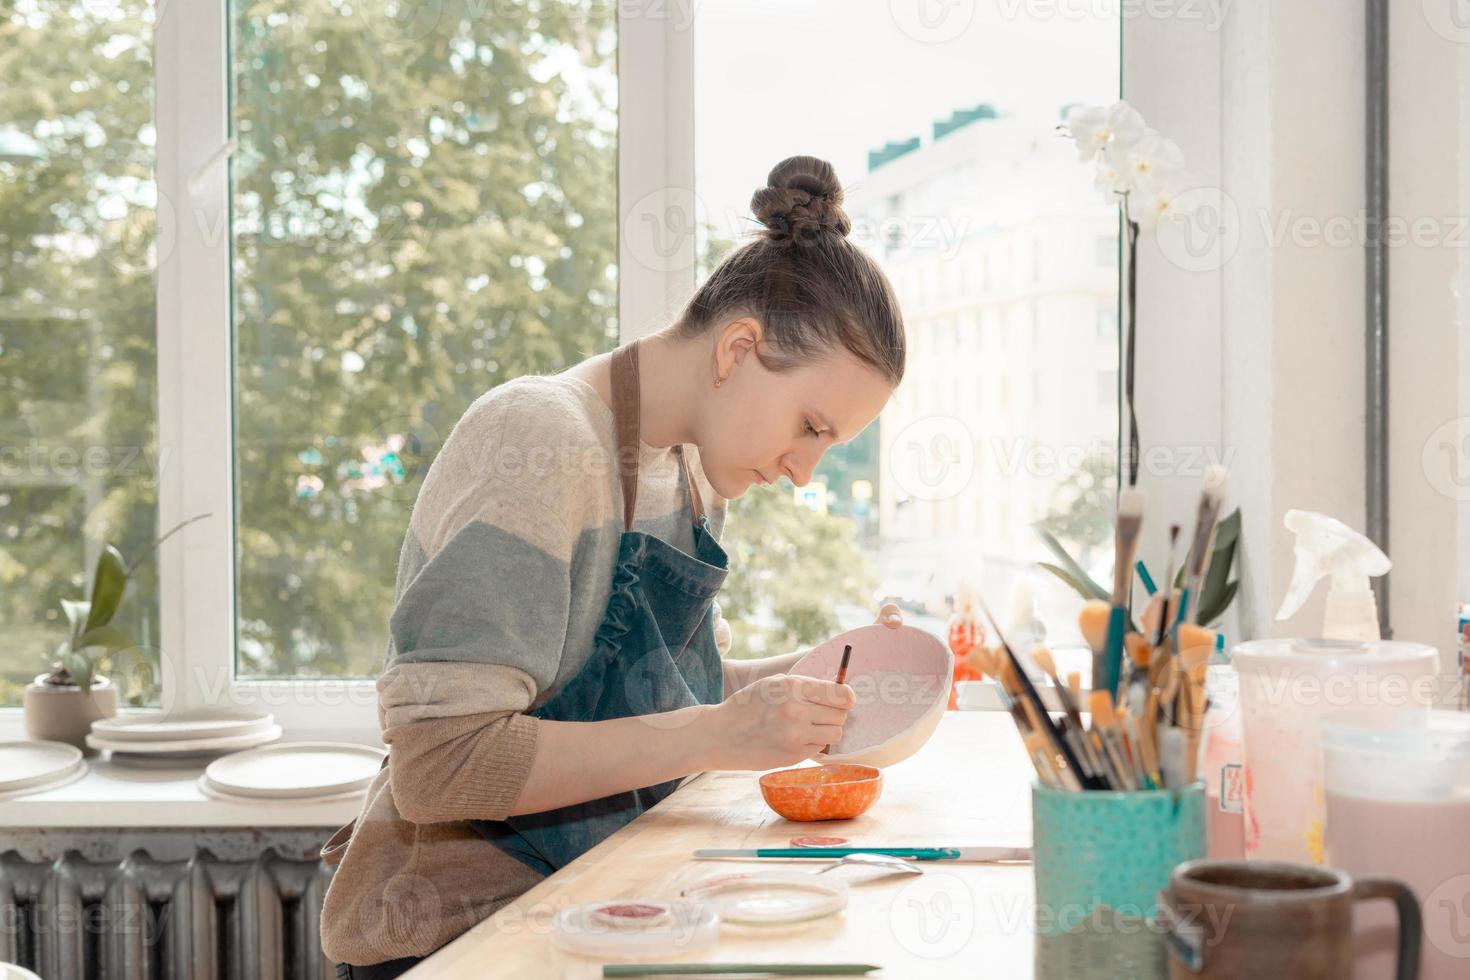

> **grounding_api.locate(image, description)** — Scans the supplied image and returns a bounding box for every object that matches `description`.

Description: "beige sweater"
[319,375,725,965]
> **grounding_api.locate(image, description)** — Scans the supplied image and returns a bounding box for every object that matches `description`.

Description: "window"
[1,0,162,707]
[228,1,617,680]
[711,0,1113,653]
[3,0,1121,722]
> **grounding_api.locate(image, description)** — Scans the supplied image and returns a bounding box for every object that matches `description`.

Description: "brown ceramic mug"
[1154,859,1421,980]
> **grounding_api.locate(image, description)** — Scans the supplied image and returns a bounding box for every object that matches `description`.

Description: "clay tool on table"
[977,595,1103,790]
[603,965,881,978]
[1099,487,1146,699]
[693,845,1031,862]
[822,644,854,755]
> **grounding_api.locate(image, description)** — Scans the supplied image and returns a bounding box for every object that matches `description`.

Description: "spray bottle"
[1232,510,1438,863]
[1274,509,1392,642]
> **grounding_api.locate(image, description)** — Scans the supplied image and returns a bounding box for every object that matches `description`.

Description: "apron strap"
[610,341,642,533]
[609,340,708,533]
[673,445,707,524]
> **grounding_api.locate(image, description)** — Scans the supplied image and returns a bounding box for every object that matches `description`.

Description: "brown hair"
[675,155,906,386]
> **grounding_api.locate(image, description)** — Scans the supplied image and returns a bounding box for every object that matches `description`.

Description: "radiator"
[0,849,335,980]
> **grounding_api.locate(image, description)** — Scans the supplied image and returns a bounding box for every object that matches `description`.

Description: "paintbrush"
[1100,488,1147,699]
[976,595,1101,790]
[822,644,854,754]
[1032,647,1109,785]
[1088,691,1137,791]
[1174,466,1227,632]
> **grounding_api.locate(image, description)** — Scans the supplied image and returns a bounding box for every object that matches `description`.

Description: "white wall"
[1127,4,1466,667]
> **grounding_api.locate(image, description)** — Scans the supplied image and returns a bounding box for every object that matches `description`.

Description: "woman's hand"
[699,673,856,771]
[875,602,904,630]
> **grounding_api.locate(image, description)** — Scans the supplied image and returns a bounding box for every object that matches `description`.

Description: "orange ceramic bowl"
[758,763,883,822]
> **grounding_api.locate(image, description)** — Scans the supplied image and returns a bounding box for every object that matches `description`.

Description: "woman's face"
[696,318,896,501]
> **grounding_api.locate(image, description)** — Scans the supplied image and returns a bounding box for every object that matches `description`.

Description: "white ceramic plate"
[0,757,87,800]
[0,741,84,793]
[679,871,848,925]
[1,962,44,980]
[195,775,369,805]
[551,901,720,960]
[86,724,283,756]
[91,711,274,742]
[202,742,385,799]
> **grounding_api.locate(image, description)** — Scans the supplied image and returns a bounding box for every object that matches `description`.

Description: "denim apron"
[472,340,729,876]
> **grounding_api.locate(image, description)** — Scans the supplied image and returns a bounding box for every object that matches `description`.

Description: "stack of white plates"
[199,742,386,803]
[86,711,280,761]
[0,741,87,799]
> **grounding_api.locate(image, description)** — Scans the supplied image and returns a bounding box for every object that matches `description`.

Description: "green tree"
[719,485,876,659]
[2,0,876,703]
[1035,450,1116,567]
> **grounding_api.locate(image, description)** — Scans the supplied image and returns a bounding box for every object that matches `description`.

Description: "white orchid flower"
[1124,132,1186,189]
[1063,100,1147,163]
[1094,143,1132,199]
[1131,171,1199,233]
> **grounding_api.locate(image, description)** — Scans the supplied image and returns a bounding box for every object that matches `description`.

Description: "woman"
[321,155,907,978]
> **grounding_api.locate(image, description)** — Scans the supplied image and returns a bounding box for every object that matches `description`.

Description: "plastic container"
[1233,638,1437,864]
[1323,710,1470,980]
[1199,665,1245,859]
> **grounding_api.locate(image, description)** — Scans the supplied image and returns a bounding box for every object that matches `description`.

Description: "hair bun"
[750,155,851,243]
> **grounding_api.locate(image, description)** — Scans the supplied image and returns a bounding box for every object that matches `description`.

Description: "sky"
[692,0,1120,235]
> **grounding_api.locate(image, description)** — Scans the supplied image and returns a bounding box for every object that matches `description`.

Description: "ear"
[715,316,763,376]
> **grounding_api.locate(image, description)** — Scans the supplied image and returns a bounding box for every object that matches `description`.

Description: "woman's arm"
[506,704,715,816]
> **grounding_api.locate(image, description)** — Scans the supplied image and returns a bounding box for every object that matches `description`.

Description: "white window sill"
[0,716,379,829]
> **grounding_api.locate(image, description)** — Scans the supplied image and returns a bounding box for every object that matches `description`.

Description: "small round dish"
[551,900,719,960]
[759,763,883,821]
[680,871,848,925]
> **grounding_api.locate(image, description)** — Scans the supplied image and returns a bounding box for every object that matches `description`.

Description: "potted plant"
[23,516,207,752]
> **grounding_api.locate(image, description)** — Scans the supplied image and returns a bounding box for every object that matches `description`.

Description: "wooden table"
[407,712,1047,978]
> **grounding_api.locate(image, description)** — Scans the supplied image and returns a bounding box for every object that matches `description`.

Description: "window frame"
[4,5,1145,734]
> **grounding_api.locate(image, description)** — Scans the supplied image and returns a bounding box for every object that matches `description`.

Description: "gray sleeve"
[387,511,572,699]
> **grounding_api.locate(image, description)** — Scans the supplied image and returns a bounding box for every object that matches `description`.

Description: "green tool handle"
[603,964,880,977]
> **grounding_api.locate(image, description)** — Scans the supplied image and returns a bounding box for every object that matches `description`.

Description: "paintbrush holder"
[1032,782,1205,978]
[1032,781,1204,932]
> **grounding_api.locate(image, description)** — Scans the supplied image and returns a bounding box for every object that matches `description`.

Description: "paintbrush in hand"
[822,644,853,755]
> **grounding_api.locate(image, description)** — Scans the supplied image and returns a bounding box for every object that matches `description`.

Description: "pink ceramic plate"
[790,624,952,769]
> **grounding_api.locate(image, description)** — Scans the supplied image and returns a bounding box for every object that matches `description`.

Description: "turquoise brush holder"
[1032,780,1205,936]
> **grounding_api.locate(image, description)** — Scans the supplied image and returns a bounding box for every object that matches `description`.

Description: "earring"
[714,375,725,388]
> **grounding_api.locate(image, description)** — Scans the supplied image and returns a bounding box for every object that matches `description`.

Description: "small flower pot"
[23,674,118,755]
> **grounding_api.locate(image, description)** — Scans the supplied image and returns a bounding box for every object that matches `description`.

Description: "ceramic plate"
[0,741,84,793]
[680,871,848,925]
[0,757,87,800]
[91,711,274,742]
[86,724,283,756]
[203,742,385,799]
[195,775,369,805]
